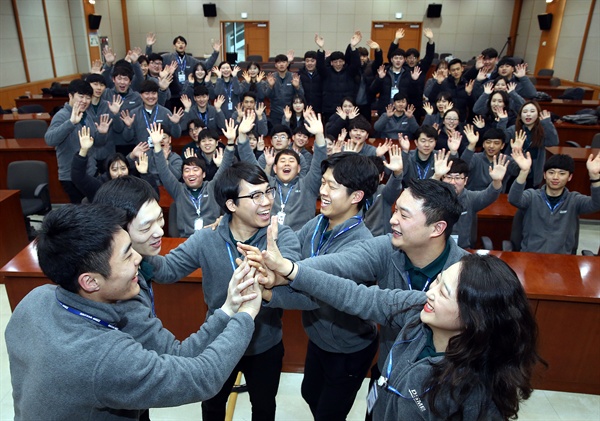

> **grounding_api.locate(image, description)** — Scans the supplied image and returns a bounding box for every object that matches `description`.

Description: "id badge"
[147,136,153,146]
[390,86,399,98]
[194,217,204,230]
[227,101,233,111]
[178,71,186,83]
[277,211,286,225]
[366,382,379,414]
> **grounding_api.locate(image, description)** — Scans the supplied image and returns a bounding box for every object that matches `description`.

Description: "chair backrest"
[14,120,48,139]
[559,87,585,100]
[17,104,46,113]
[168,202,180,237]
[7,160,49,197]
[591,133,600,148]
[549,77,561,87]
[246,55,263,62]
[537,68,554,77]
[565,140,582,148]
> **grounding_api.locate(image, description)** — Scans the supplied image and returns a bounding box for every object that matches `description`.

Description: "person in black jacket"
[315,31,362,125]
[298,51,323,114]
[428,58,475,123]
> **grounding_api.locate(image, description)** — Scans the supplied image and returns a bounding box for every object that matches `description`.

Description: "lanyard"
[416,161,431,180]
[176,54,187,71]
[197,110,208,126]
[380,333,431,399]
[225,242,237,272]
[223,80,233,101]
[277,181,296,212]
[188,190,203,216]
[310,215,363,257]
[543,193,564,213]
[56,291,119,331]
[142,108,158,131]
[405,271,431,291]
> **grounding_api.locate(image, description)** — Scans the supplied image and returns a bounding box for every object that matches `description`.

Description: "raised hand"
[108,95,123,115]
[423,102,434,115]
[286,49,295,63]
[264,147,276,167]
[212,66,221,79]
[213,147,224,167]
[241,70,251,83]
[344,139,361,153]
[515,63,528,78]
[338,128,348,142]
[214,95,226,111]
[234,102,244,120]
[464,124,479,148]
[232,65,241,77]
[434,149,452,179]
[395,28,405,41]
[399,135,411,152]
[483,81,494,95]
[385,103,394,117]
[423,28,434,41]
[183,147,197,159]
[135,151,149,174]
[102,46,115,65]
[266,72,275,87]
[465,79,475,96]
[78,126,93,155]
[256,102,266,119]
[283,105,292,121]
[510,130,527,153]
[221,261,260,316]
[315,33,325,49]
[120,110,135,127]
[158,73,173,91]
[180,94,192,111]
[336,106,346,120]
[384,144,404,176]
[445,101,454,113]
[348,106,360,120]
[540,110,551,120]
[147,122,164,151]
[168,107,184,124]
[303,109,324,135]
[507,82,517,93]
[489,153,508,182]
[212,38,222,52]
[256,71,265,82]
[447,130,462,154]
[586,153,600,179]
[472,115,485,129]
[291,73,301,88]
[511,149,532,172]
[411,66,422,81]
[221,118,238,143]
[405,104,416,119]
[146,32,156,46]
[95,114,113,134]
[376,139,392,157]
[70,102,83,125]
[350,30,362,48]
[494,106,508,121]
[476,68,488,82]
[257,135,265,151]
[129,47,142,63]
[90,59,102,74]
[238,110,256,134]
[377,64,386,79]
[366,40,380,50]
[130,142,150,160]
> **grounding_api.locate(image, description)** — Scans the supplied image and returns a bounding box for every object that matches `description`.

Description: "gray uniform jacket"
[45,103,107,181]
[504,119,559,186]
[364,173,403,237]
[154,147,233,237]
[160,50,219,88]
[402,150,436,182]
[373,113,420,139]
[472,89,525,117]
[213,77,243,120]
[453,184,501,249]
[86,99,124,160]
[289,265,503,420]
[263,72,304,124]
[239,140,326,231]
[6,284,254,420]
[508,183,600,253]
[180,104,226,132]
[297,235,468,369]
[267,216,377,353]
[232,110,269,136]
[257,148,309,178]
[148,217,302,355]
[461,149,519,192]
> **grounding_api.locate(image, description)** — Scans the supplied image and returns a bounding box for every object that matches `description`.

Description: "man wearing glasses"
[146,134,302,420]
[258,124,309,177]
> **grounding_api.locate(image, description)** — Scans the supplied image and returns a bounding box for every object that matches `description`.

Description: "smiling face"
[391,55,405,70]
[229,180,273,228]
[140,60,149,76]
[200,136,218,155]
[342,100,354,115]
[498,64,513,77]
[92,228,142,303]
[415,133,436,159]
[482,138,504,159]
[127,200,164,257]
[242,95,256,111]
[195,66,206,80]
[349,128,368,145]
[274,154,300,183]
[544,168,572,194]
[406,54,418,67]
[292,98,305,114]
[113,75,131,94]
[141,90,158,108]
[109,159,129,179]
[89,82,106,99]
[319,168,359,227]
[443,111,459,130]
[490,93,505,114]
[292,132,309,148]
[520,103,539,128]
[305,57,317,72]
[420,262,462,338]
[248,64,259,77]
[442,173,467,195]
[394,98,407,113]
[493,79,508,91]
[331,58,345,72]
[389,188,439,251]
[220,63,232,78]
[182,162,206,189]
[149,60,162,77]
[275,60,288,73]
[271,132,290,150]
[69,92,92,112]
[194,94,209,109]
[436,97,449,113]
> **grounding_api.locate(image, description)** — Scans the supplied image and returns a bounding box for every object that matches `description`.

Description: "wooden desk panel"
[476,194,516,249]
[15,96,66,113]
[554,121,600,147]
[536,85,594,100]
[0,113,51,138]
[0,190,29,268]
[541,99,600,117]
[0,138,69,203]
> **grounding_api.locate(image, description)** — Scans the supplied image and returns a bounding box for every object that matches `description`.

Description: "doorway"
[221,21,270,63]
[370,22,423,59]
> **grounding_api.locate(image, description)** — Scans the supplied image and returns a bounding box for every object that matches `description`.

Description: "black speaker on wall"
[538,13,553,30]
[203,3,217,17]
[427,4,442,18]
[88,14,102,30]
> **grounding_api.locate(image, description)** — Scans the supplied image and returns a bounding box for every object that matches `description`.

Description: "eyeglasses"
[443,175,465,182]
[237,186,276,205]
[272,135,288,141]
[444,117,459,122]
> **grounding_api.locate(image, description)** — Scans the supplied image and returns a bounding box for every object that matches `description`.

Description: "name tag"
[157,120,164,123]
[559,210,567,214]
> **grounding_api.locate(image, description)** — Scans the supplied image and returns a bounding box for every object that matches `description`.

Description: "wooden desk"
[476,194,516,249]
[536,85,594,100]
[15,95,66,113]
[0,138,69,203]
[540,99,600,117]
[554,121,600,147]
[0,190,29,268]
[2,240,599,391]
[0,113,51,139]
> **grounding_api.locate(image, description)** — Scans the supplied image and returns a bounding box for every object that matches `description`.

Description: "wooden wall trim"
[83,1,100,64]
[41,0,57,78]
[11,0,30,83]
[508,0,523,56]
[122,0,131,52]
[535,0,567,74]
[0,74,81,110]
[574,0,596,82]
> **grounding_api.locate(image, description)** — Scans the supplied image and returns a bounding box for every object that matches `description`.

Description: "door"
[370,22,422,60]
[221,21,269,63]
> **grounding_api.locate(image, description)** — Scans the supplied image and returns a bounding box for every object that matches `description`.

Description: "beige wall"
[116,0,516,63]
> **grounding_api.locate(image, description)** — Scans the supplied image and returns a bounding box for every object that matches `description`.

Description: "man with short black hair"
[45,79,112,203]
[373,92,419,139]
[232,91,269,136]
[264,53,304,126]
[258,124,309,177]
[509,151,600,254]
[180,85,226,132]
[298,50,323,114]
[428,58,474,122]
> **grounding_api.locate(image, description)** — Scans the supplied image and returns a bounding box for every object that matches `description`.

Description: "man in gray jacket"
[5,203,261,420]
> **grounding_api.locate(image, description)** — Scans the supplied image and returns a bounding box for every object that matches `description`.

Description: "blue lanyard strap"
[310,215,363,257]
[277,181,296,210]
[142,108,158,130]
[405,271,431,291]
[197,110,208,126]
[225,242,238,272]
[56,291,119,331]
[416,161,431,179]
[176,54,187,70]
[187,190,202,216]
[382,333,431,399]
